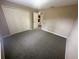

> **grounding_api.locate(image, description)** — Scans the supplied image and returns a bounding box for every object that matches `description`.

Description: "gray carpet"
[3,29,66,59]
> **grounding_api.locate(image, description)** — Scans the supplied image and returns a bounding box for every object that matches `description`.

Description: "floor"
[3,29,66,59]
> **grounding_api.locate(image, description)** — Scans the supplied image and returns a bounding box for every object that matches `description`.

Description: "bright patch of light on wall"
[32,0,49,9]
[7,0,49,9]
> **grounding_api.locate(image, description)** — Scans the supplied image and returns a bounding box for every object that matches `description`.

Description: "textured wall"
[41,5,77,38]
[1,4,33,35]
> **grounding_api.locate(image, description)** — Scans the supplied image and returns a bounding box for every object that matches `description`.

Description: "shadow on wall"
[65,20,78,59]
[0,6,10,37]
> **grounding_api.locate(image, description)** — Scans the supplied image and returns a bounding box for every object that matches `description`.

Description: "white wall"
[41,5,77,38]
[33,12,38,29]
[65,20,78,59]
[1,5,32,35]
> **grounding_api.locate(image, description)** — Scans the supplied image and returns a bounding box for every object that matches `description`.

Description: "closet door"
[2,5,32,35]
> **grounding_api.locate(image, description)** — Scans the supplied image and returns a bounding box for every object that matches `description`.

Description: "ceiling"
[3,0,78,9]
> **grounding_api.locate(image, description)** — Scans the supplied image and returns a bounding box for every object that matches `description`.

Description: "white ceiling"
[6,0,77,9]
